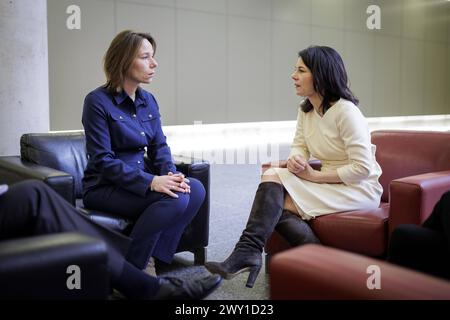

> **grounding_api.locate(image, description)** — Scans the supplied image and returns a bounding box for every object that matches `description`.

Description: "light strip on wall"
[51,114,450,156]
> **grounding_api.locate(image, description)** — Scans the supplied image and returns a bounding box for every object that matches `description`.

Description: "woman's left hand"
[168,172,191,193]
[294,162,319,183]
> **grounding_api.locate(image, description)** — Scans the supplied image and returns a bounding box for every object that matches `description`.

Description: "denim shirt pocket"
[110,112,128,122]
[139,111,160,122]
[109,112,129,135]
[108,112,137,148]
[139,111,160,137]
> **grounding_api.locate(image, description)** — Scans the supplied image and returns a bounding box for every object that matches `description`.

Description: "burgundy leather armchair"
[265,130,450,259]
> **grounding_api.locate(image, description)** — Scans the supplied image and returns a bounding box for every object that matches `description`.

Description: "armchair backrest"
[20,132,87,199]
[371,130,450,202]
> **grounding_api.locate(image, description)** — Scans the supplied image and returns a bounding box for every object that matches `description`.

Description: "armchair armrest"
[0,232,109,299]
[270,244,450,300]
[173,155,210,182]
[173,155,210,254]
[389,170,450,235]
[0,156,75,205]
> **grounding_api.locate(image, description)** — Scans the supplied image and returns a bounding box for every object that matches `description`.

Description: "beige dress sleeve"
[335,103,374,185]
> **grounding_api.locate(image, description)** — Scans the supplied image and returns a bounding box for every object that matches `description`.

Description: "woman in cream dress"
[274,96,383,220]
[206,46,383,288]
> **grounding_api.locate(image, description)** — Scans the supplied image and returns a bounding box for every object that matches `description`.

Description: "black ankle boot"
[275,210,320,246]
[205,182,284,288]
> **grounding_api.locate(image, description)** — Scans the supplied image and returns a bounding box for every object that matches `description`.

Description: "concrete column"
[0,0,49,155]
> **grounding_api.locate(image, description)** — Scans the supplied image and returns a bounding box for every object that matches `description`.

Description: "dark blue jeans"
[83,178,205,269]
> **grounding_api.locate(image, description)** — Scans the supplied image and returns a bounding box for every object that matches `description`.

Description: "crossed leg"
[261,167,299,214]
[261,168,320,246]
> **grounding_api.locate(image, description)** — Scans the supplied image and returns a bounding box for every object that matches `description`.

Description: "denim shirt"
[82,86,176,197]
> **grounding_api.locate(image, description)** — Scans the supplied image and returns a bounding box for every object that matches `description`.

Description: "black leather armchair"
[0,232,109,299]
[0,131,210,265]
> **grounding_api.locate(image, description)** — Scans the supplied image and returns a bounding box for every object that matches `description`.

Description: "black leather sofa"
[0,132,210,299]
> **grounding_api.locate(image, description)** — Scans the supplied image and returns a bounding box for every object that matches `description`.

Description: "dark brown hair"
[299,46,358,114]
[103,30,156,94]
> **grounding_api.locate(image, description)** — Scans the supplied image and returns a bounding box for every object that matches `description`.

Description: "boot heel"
[245,265,261,288]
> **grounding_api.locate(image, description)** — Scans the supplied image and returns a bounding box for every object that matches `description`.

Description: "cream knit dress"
[274,99,383,220]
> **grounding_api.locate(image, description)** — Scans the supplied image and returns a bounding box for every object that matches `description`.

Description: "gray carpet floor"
[157,145,291,300]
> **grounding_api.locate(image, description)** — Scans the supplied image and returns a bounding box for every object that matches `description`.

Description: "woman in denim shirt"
[82,30,205,271]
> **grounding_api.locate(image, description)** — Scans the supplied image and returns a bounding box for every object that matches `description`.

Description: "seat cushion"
[266,202,389,257]
[76,199,133,234]
[310,202,389,256]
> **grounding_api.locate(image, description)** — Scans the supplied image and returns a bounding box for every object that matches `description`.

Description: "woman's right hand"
[287,155,307,174]
[150,174,189,198]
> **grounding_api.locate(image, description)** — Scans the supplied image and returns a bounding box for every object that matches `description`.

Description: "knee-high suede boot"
[275,210,320,246]
[205,182,284,288]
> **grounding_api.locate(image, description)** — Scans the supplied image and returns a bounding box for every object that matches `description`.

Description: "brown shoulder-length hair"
[103,30,156,94]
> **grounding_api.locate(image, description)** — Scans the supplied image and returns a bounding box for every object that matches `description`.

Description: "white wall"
[0,0,49,155]
[48,0,450,130]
